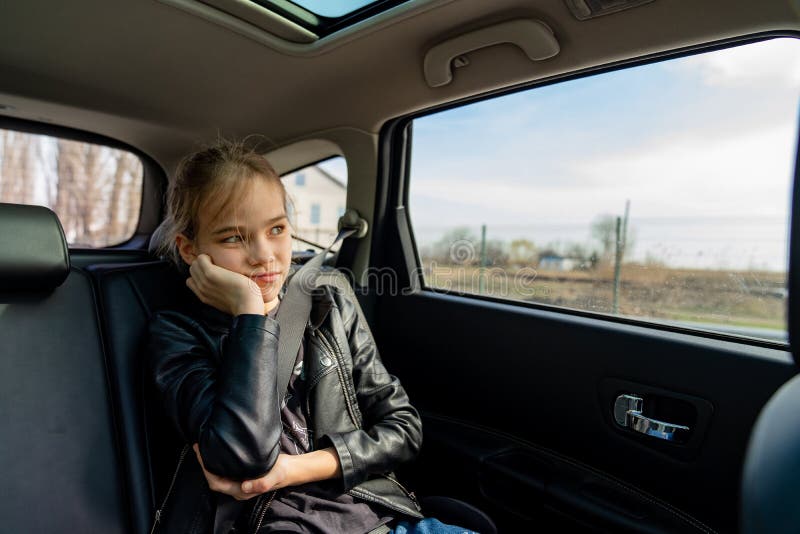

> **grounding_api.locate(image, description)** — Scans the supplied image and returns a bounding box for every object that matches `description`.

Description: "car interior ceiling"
[1,0,800,533]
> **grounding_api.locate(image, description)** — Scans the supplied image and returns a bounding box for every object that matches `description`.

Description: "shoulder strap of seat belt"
[275,227,357,399]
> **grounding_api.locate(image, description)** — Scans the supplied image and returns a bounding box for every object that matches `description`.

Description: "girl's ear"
[176,233,197,265]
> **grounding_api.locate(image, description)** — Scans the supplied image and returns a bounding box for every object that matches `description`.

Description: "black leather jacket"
[147,280,424,533]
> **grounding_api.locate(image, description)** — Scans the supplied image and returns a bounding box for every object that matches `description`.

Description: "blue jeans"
[390,518,477,534]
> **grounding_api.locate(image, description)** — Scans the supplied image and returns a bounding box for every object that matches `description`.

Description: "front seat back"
[741,372,800,533]
[0,203,128,533]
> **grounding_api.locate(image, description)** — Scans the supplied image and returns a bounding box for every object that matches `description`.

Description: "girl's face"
[181,177,293,307]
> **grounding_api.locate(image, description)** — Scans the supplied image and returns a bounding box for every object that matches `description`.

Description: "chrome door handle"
[614,394,690,443]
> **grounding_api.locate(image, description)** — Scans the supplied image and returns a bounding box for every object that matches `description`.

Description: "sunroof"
[289,0,379,18]
[257,0,410,38]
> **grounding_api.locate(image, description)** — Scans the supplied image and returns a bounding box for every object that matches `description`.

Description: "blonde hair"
[155,138,292,267]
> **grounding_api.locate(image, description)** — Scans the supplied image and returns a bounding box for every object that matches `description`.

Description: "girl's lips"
[254,272,280,284]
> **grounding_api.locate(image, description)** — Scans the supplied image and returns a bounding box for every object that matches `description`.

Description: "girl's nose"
[247,235,275,265]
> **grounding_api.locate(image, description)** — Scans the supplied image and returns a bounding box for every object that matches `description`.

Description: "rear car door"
[366,35,800,533]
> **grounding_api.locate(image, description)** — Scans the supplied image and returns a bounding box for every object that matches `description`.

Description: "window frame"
[375,31,800,351]
[0,116,166,251]
[255,0,410,38]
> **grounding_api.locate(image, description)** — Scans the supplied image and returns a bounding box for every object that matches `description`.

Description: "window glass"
[282,156,347,251]
[408,38,800,343]
[0,128,144,247]
[288,0,378,17]
[257,0,410,38]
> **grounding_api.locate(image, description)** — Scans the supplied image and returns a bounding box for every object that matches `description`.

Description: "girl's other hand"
[192,443,261,501]
[239,447,342,495]
[240,453,294,494]
[186,254,265,316]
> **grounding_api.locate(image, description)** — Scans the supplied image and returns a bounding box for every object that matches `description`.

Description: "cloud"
[672,38,800,89]
[410,123,797,226]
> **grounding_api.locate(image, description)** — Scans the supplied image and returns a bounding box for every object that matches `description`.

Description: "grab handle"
[423,19,560,88]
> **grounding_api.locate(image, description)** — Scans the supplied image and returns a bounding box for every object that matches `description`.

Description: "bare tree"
[509,239,537,266]
[3,131,143,246]
[591,214,617,260]
[108,152,141,242]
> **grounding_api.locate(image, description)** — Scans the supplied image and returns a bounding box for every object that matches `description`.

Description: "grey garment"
[256,480,394,533]
[243,303,395,534]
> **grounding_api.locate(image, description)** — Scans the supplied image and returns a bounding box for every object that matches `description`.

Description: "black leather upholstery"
[0,202,69,291]
[86,260,193,534]
[741,372,800,534]
[0,205,127,533]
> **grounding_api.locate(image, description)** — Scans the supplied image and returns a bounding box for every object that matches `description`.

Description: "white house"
[282,163,347,250]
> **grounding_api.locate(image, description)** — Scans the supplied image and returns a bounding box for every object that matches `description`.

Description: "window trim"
[278,155,346,178]
[376,30,800,352]
[0,115,166,251]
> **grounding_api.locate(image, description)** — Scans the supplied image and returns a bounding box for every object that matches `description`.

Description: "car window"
[281,156,348,251]
[408,37,800,343]
[0,128,144,247]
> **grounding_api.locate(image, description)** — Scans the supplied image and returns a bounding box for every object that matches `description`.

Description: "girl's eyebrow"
[211,214,288,235]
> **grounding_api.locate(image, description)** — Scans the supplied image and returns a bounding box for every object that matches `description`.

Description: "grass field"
[422,262,787,333]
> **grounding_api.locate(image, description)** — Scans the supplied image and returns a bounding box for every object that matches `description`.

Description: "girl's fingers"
[185,277,199,297]
[242,473,274,494]
[190,257,209,286]
[192,443,203,465]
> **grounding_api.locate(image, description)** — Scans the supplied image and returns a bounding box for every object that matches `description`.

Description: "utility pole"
[612,199,630,314]
[612,216,622,314]
[621,199,630,259]
[479,224,487,294]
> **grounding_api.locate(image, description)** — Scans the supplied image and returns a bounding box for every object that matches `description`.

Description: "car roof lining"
[0,0,798,175]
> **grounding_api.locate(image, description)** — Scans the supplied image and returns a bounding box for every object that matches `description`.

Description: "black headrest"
[741,373,800,533]
[0,203,70,292]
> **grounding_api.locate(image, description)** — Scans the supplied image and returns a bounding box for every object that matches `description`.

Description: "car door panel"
[374,271,796,533]
[417,414,719,533]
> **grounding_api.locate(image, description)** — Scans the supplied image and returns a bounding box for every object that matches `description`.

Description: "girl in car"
[147,139,475,534]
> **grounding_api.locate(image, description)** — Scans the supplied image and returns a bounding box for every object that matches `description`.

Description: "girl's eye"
[221,235,243,244]
[270,225,285,236]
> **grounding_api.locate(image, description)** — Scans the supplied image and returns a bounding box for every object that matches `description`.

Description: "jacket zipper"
[311,330,421,518]
[348,487,422,518]
[314,329,361,428]
[246,493,266,532]
[378,473,421,511]
[252,490,277,533]
[150,443,190,534]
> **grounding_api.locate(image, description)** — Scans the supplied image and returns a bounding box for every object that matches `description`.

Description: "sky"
[318,156,347,184]
[289,0,377,18]
[407,37,800,271]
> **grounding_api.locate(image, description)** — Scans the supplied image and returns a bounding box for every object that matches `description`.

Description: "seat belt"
[275,226,357,397]
[333,208,369,275]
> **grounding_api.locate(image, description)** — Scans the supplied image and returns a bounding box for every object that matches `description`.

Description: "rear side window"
[407,38,800,343]
[282,156,348,251]
[0,128,143,247]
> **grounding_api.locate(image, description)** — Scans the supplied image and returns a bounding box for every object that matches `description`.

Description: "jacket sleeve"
[147,311,283,479]
[321,286,423,490]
